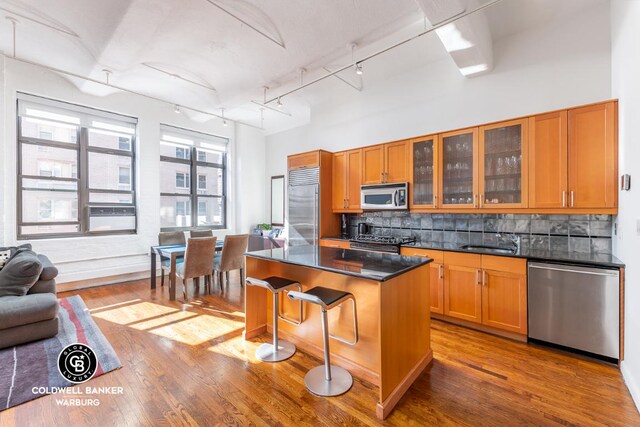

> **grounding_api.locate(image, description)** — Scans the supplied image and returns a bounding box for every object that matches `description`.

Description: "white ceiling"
[0,0,607,133]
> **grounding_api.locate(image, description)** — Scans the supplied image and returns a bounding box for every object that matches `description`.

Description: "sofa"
[0,245,59,349]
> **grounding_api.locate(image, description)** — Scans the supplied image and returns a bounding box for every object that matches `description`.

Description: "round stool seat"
[305,365,353,396]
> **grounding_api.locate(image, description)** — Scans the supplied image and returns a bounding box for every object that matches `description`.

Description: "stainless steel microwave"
[360,182,408,210]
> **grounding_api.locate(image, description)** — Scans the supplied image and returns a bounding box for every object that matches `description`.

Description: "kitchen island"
[244,245,432,419]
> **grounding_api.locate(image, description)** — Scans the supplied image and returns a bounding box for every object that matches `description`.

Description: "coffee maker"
[341,214,350,239]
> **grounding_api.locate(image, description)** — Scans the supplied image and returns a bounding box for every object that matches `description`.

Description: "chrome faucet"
[497,233,521,252]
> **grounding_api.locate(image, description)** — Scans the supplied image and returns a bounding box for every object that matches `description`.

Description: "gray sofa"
[0,246,59,349]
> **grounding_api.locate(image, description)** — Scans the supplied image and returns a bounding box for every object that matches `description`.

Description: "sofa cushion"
[37,255,58,280]
[0,293,58,330]
[28,279,56,295]
[0,250,43,297]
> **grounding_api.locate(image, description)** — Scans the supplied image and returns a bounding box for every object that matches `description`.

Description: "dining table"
[150,240,224,300]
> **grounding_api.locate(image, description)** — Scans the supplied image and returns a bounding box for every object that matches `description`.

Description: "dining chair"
[190,229,213,238]
[158,231,186,287]
[214,234,249,289]
[175,237,217,300]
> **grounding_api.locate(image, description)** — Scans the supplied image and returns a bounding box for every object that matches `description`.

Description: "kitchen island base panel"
[244,255,431,419]
[431,313,527,343]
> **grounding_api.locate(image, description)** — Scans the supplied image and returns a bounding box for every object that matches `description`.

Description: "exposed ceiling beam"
[415,0,494,77]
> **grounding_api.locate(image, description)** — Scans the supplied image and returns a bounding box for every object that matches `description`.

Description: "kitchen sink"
[458,244,517,255]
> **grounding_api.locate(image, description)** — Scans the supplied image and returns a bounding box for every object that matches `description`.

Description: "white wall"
[611,0,640,412]
[0,56,266,283]
[266,2,611,181]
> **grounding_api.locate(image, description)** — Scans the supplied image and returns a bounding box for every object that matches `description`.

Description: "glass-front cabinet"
[479,119,528,208]
[440,128,479,209]
[410,135,438,209]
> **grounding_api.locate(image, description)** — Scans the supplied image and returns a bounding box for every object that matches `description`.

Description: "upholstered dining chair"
[158,231,186,287]
[214,234,249,289]
[190,229,213,238]
[175,237,217,300]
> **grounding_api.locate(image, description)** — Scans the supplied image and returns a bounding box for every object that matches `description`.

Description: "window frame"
[17,95,137,239]
[160,125,227,231]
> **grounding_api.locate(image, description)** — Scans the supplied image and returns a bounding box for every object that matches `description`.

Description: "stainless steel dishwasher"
[528,262,620,360]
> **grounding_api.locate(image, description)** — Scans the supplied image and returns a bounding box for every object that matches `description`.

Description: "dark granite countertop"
[245,245,432,282]
[322,237,624,268]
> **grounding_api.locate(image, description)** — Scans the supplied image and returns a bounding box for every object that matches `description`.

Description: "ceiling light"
[355,63,363,75]
[223,119,228,127]
[221,107,228,126]
[174,105,181,114]
[277,97,283,108]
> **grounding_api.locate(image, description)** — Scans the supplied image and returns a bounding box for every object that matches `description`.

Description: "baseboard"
[57,271,150,292]
[621,361,640,414]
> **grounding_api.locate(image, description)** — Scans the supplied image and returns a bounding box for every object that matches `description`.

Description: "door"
[528,111,568,208]
[430,262,444,315]
[332,152,347,211]
[568,102,617,209]
[384,140,410,183]
[481,256,527,334]
[411,135,438,209]
[479,119,528,208]
[362,145,384,184]
[346,149,362,209]
[440,128,479,209]
[444,253,482,323]
[287,184,318,246]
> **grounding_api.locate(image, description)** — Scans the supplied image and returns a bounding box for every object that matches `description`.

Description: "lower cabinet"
[319,239,350,249]
[402,248,528,336]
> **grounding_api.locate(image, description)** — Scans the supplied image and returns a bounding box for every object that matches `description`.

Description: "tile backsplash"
[349,213,614,254]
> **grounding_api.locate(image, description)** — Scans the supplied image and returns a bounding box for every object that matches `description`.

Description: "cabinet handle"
[570,191,575,208]
[381,172,384,183]
[439,264,444,280]
[434,194,438,207]
[473,194,478,208]
[476,269,481,285]
[482,271,487,287]
[562,191,566,208]
[480,194,484,208]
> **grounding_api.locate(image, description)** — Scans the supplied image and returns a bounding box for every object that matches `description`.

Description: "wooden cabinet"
[362,141,410,184]
[441,251,527,335]
[439,128,479,209]
[332,149,362,212]
[401,248,444,315]
[479,118,529,209]
[410,135,439,209]
[481,256,527,335]
[288,151,319,170]
[528,111,568,208]
[443,252,482,323]
[568,102,617,209]
[319,239,350,249]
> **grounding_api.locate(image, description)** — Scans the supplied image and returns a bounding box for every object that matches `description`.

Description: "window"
[160,124,227,230]
[175,172,190,189]
[17,93,137,238]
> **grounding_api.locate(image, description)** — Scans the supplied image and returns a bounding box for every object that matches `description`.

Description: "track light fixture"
[355,63,363,75]
[221,107,228,126]
[277,97,283,108]
[174,105,181,114]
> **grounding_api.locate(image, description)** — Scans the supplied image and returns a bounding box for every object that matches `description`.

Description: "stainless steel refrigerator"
[287,167,319,246]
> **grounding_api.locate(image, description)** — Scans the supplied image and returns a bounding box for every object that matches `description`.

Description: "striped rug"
[0,295,121,410]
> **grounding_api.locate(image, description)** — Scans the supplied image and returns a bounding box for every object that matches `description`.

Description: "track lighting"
[174,105,181,114]
[221,107,228,126]
[355,63,363,75]
[277,97,283,108]
[223,119,228,127]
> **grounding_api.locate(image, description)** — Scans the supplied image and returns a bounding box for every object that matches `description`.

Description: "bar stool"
[246,276,303,362]
[288,286,358,397]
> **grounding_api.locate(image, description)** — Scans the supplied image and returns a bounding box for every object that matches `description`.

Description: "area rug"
[0,295,121,410]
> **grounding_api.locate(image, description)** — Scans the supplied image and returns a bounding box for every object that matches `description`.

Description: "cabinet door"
[288,151,320,170]
[481,255,527,334]
[479,119,528,208]
[411,135,438,209]
[568,102,617,209]
[362,145,384,184]
[430,262,444,315]
[528,111,568,209]
[346,149,362,210]
[440,128,479,209]
[332,152,347,211]
[443,253,482,323]
[384,140,410,183]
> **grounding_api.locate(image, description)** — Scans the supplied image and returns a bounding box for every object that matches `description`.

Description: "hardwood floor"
[2,274,638,426]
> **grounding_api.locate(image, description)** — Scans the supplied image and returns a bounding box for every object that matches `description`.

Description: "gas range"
[349,235,416,254]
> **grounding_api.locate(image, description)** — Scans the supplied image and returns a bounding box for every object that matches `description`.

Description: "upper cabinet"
[479,118,529,209]
[528,111,568,209]
[332,149,362,212]
[440,128,479,209]
[362,141,410,184]
[410,135,439,209]
[568,102,617,209]
[288,151,320,170]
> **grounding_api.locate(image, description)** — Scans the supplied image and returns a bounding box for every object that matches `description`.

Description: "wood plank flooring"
[1,275,638,426]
